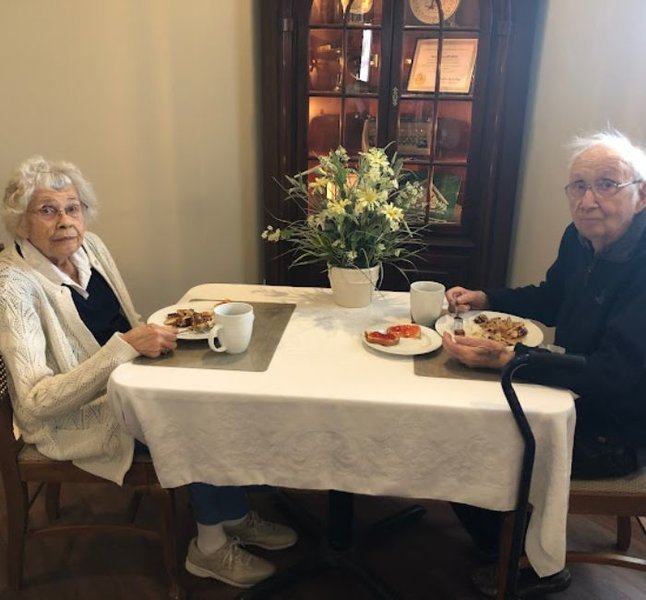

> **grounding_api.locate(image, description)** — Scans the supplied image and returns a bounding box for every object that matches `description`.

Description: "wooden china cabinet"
[260,0,539,290]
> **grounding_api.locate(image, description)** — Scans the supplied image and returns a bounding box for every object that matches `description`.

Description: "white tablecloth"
[107,283,575,577]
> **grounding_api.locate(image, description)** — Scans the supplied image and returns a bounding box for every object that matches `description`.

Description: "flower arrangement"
[261,146,425,272]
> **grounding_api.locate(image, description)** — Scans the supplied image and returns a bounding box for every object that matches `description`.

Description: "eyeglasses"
[27,202,85,221]
[564,178,643,201]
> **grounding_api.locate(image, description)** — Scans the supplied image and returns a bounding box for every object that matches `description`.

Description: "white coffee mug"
[410,281,446,327]
[208,302,254,354]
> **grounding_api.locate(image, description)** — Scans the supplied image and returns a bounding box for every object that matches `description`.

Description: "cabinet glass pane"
[344,98,378,154]
[310,0,383,26]
[431,165,466,224]
[310,30,343,92]
[404,0,480,28]
[402,163,466,225]
[309,97,342,156]
[345,29,381,94]
[435,101,472,161]
[401,33,478,95]
[397,100,472,162]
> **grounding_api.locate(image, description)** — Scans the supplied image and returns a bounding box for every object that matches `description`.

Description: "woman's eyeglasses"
[564,178,642,201]
[28,203,85,221]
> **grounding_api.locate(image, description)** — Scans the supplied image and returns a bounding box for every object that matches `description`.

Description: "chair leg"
[154,487,183,600]
[496,512,515,600]
[636,516,646,538]
[5,480,28,589]
[127,488,145,523]
[616,516,632,552]
[45,483,61,522]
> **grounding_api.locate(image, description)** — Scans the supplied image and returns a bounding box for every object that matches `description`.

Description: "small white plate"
[362,324,442,356]
[434,310,543,347]
[147,302,216,340]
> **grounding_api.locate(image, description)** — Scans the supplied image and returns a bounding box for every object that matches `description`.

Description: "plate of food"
[147,301,221,340]
[362,323,442,356]
[434,310,543,347]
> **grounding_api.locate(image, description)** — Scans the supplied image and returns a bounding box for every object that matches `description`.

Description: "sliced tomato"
[386,324,421,339]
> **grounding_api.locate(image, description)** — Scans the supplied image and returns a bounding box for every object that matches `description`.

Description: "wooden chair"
[0,353,183,598]
[566,471,646,569]
[497,472,646,599]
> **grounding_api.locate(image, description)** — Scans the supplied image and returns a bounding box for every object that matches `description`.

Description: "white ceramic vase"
[327,264,381,308]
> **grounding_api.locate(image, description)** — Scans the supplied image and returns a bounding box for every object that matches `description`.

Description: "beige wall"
[1,0,645,317]
[0,0,261,317]
[509,0,646,287]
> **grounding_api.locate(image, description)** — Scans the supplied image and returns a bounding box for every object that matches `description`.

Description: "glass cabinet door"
[306,0,482,229]
[308,0,385,160]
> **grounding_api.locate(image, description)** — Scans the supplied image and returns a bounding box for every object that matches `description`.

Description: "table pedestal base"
[236,490,426,600]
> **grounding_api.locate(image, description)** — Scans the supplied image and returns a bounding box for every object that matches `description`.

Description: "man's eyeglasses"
[27,203,85,221]
[564,178,643,201]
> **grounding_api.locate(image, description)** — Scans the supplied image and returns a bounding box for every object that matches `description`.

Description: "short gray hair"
[569,129,646,181]
[2,155,98,237]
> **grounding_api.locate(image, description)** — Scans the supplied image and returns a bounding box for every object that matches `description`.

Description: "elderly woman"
[442,130,646,597]
[0,156,296,588]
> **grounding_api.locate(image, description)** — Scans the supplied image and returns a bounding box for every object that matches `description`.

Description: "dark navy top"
[67,268,131,346]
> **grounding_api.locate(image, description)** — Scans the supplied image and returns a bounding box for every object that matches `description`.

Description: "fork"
[452,307,465,336]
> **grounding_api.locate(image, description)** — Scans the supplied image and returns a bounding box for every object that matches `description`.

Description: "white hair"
[569,129,646,181]
[2,155,98,237]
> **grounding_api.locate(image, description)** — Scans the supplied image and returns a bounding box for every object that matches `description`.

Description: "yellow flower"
[309,176,329,195]
[354,187,387,216]
[327,198,351,217]
[380,203,404,230]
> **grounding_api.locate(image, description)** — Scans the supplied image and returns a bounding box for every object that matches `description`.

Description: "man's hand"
[122,323,178,358]
[442,332,514,369]
[445,286,490,314]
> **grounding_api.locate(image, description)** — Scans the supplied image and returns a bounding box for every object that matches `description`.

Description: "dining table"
[107,282,576,589]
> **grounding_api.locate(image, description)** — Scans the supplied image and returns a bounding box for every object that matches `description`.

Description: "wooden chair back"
[0,353,182,598]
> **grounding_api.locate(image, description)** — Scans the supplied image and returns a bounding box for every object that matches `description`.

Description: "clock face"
[409,0,461,24]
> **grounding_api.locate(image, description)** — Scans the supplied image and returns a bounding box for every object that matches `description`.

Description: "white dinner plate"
[434,310,543,347]
[147,301,217,340]
[362,323,442,356]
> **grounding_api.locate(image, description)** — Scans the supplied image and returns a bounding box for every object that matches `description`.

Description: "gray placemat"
[135,302,296,372]
[414,319,553,381]
[414,349,501,381]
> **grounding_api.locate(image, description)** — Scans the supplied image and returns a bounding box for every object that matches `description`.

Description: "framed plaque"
[407,38,478,94]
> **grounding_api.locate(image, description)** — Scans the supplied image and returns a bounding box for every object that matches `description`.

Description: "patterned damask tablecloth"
[107,283,575,577]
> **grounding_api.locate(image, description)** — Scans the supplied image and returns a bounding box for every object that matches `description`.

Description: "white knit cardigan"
[0,232,142,484]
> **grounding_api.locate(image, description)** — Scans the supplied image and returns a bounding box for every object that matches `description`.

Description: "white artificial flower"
[267,227,281,242]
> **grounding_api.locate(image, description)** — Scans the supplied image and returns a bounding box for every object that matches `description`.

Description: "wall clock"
[409,0,460,24]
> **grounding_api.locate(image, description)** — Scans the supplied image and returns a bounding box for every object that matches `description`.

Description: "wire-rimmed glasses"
[564,178,643,201]
[27,202,85,221]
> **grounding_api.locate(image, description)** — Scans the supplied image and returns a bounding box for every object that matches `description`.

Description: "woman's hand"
[122,324,178,358]
[445,286,490,314]
[442,332,514,369]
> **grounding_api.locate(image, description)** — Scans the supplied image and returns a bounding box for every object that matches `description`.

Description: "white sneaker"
[184,537,275,588]
[224,511,298,550]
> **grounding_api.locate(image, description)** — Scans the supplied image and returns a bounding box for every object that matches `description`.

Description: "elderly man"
[442,130,646,597]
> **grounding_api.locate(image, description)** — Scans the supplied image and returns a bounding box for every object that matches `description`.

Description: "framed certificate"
[407,38,478,94]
